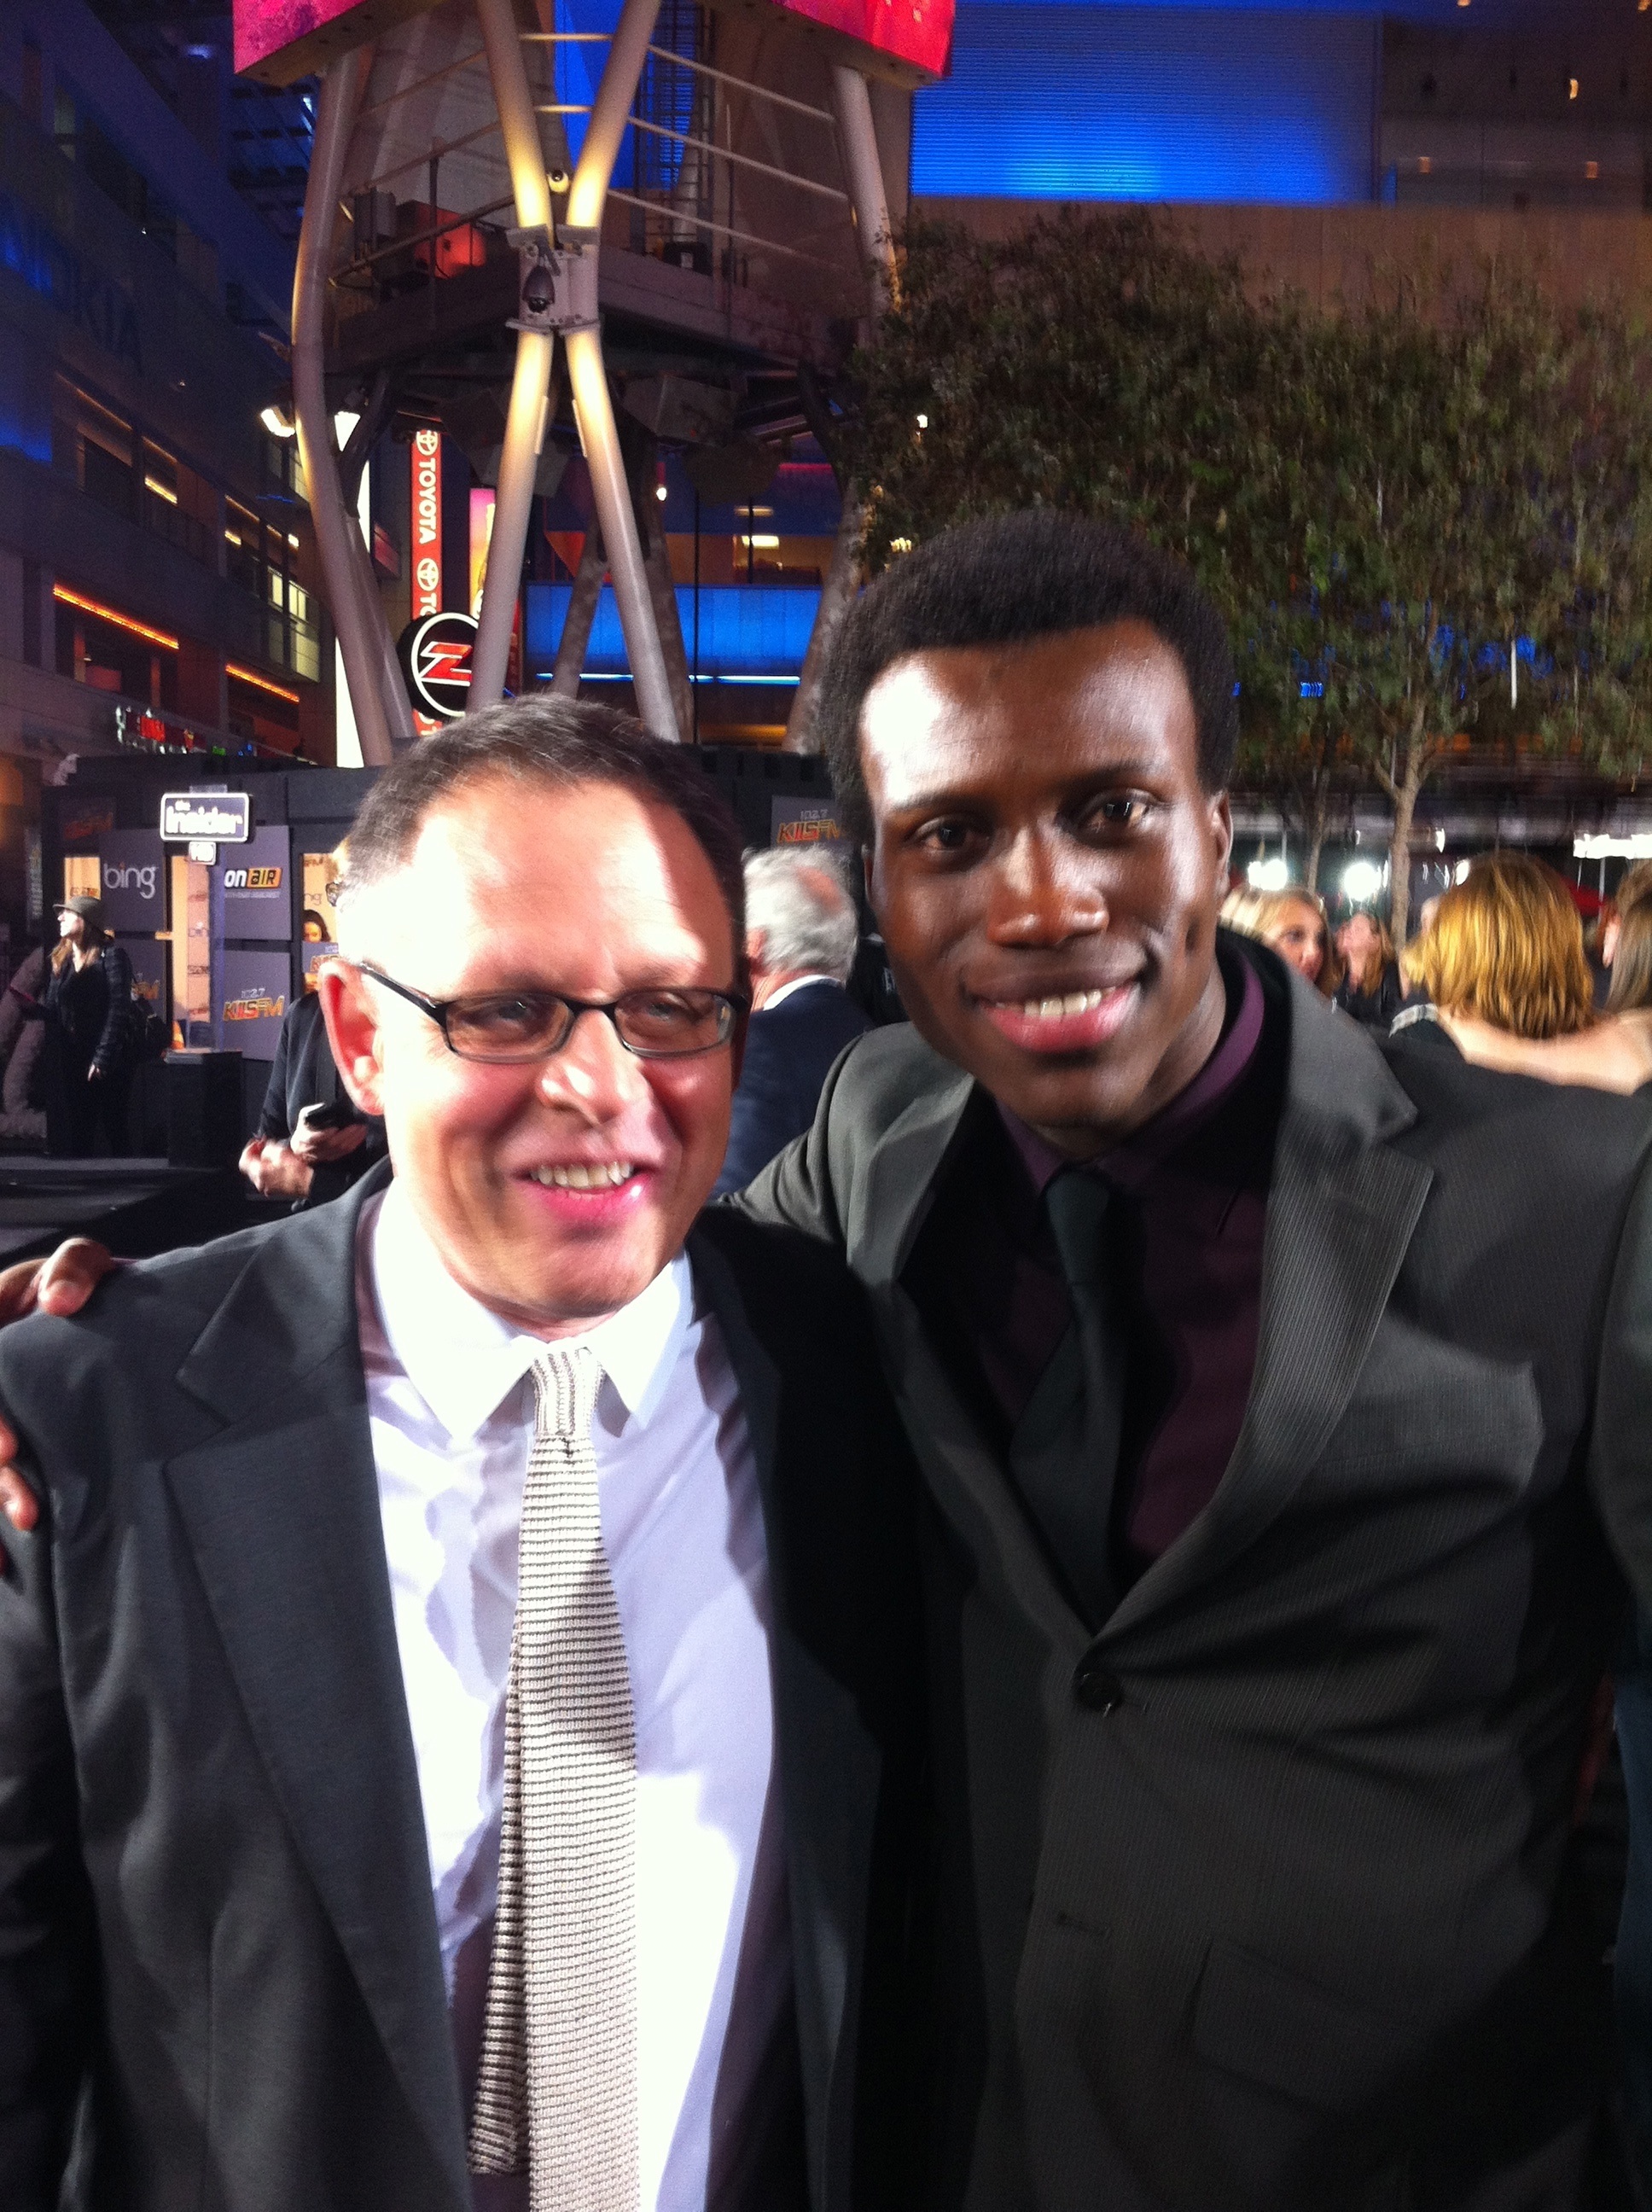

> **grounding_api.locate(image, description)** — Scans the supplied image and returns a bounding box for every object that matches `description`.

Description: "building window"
[141,438,215,564]
[53,376,135,523]
[227,664,301,754]
[53,585,179,711]
[53,79,180,264]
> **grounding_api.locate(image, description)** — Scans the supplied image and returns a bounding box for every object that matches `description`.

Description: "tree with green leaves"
[848,212,1652,939]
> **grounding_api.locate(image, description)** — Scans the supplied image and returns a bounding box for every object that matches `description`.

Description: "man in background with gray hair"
[713,849,871,1197]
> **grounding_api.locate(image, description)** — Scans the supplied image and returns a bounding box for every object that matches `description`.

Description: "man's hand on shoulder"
[0,1465,36,1534]
[0,1238,119,1540]
[0,1237,118,1324]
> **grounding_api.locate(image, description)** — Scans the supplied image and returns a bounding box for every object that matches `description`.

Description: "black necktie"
[1008,1169,1126,1629]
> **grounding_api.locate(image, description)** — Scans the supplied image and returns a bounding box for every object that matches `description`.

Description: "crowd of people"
[1224,851,1652,1094]
[3,509,1652,2212]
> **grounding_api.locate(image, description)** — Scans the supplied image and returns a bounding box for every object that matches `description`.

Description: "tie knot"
[1044,1168,1112,1289]
[529,1342,602,1440]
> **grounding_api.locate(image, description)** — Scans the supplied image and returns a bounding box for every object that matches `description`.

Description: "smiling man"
[734,511,1652,2211]
[0,701,923,2212]
[12,521,1652,2211]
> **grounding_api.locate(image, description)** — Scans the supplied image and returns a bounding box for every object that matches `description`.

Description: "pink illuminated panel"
[233,0,441,84]
[234,0,351,75]
[771,0,952,80]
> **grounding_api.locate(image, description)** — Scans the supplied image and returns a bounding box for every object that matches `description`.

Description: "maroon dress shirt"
[903,941,1287,1601]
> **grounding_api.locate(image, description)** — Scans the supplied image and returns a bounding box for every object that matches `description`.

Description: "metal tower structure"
[259,0,909,760]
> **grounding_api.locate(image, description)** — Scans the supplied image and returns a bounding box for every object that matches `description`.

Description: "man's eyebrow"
[882,760,1167,815]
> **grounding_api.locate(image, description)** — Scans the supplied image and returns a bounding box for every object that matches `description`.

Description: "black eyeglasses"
[354,963,746,1064]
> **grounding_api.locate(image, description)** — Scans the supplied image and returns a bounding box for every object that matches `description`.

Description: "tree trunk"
[785,493,864,753]
[550,521,604,698]
[1300,759,1333,894]
[1387,751,1424,945]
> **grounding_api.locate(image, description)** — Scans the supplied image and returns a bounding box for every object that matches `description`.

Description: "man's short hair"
[743,847,859,986]
[340,696,747,969]
[813,511,1240,846]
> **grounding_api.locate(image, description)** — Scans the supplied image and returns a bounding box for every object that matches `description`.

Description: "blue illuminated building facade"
[912,1,1652,209]
[914,5,1382,205]
[527,582,820,689]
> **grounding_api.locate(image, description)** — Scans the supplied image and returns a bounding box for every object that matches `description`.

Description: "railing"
[329,16,864,323]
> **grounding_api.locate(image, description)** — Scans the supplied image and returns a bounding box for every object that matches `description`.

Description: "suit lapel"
[164,1169,470,2206]
[1104,988,1434,1638]
[849,980,1437,1645]
[687,1219,884,2210]
[854,1076,1088,1648]
[852,1061,976,1290]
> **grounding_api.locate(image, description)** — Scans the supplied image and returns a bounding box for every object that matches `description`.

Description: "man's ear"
[744,925,766,977]
[317,961,386,1117]
[1209,791,1234,893]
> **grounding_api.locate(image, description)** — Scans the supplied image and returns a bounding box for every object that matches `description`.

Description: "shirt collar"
[759,973,836,1011]
[367,1179,693,1445]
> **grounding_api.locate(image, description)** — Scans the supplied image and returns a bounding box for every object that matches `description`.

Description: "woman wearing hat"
[39,895,137,1156]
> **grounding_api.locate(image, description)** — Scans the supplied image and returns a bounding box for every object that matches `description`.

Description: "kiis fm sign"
[223,990,286,1022]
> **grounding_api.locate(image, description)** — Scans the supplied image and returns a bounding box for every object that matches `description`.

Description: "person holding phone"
[241,987,384,1208]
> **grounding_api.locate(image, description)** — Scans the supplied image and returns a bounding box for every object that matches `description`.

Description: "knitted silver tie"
[468,1344,639,2211]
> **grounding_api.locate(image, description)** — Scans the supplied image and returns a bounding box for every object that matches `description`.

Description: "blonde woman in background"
[1220,886,1343,996]
[1422,878,1652,1094]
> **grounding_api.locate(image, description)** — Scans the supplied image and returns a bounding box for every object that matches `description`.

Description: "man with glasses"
[0,700,925,2212]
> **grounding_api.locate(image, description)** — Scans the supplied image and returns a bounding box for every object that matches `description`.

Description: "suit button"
[1073,1660,1125,1714]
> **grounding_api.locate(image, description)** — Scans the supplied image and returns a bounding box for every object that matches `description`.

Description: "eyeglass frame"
[350,961,748,1063]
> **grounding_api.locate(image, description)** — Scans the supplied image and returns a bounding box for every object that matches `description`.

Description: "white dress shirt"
[356,1182,790,2212]
[758,972,838,1011]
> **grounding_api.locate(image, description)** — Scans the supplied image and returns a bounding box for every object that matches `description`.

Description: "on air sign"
[397,610,478,722]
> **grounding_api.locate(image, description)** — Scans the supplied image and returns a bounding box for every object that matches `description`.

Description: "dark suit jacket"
[258,991,386,1207]
[739,934,1652,2212]
[715,981,872,1197]
[0,1167,928,2212]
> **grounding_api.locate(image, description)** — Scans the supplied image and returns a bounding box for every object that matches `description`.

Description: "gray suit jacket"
[737,936,1652,2211]
[0,1168,928,2212]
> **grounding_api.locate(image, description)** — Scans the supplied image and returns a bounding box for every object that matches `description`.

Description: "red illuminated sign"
[233,0,445,87]
[410,431,442,619]
[771,0,951,82]
[410,428,444,736]
[707,0,952,85]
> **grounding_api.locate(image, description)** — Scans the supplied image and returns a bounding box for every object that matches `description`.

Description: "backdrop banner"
[98,831,166,934]
[217,947,289,1059]
[220,827,292,943]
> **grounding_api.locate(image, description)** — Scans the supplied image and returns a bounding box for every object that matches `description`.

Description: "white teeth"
[1015,989,1108,1020]
[531,1162,636,1190]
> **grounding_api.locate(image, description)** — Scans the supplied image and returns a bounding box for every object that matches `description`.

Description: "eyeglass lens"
[444,987,734,1062]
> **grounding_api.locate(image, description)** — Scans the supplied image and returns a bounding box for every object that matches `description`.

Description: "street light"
[260,404,296,439]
